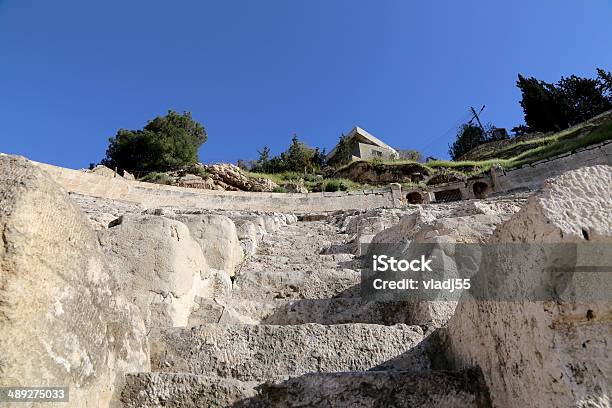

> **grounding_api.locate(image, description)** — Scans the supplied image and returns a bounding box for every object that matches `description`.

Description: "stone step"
[232,268,360,300]
[242,253,354,269]
[150,323,429,381]
[188,297,413,326]
[122,370,489,407]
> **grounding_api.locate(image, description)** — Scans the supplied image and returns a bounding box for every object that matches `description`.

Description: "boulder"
[282,181,308,193]
[446,165,612,407]
[85,164,117,178]
[122,170,135,180]
[172,214,244,275]
[0,155,148,408]
[98,214,207,328]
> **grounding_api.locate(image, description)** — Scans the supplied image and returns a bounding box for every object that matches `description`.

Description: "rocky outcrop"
[156,163,279,192]
[85,164,119,178]
[204,163,278,192]
[446,165,612,407]
[282,180,308,193]
[0,155,148,408]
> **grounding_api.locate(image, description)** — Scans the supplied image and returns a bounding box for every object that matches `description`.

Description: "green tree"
[516,69,612,133]
[516,75,567,133]
[252,135,325,174]
[327,133,352,168]
[282,134,316,173]
[254,146,272,172]
[448,123,488,161]
[557,73,612,124]
[311,147,327,170]
[102,110,207,173]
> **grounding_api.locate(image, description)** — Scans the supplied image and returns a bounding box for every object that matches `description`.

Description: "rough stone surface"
[187,298,413,326]
[446,165,612,408]
[85,164,119,178]
[70,193,145,230]
[204,163,278,192]
[150,323,428,381]
[121,373,259,408]
[282,180,308,193]
[98,214,207,328]
[122,370,488,408]
[172,214,244,275]
[0,155,148,408]
[8,149,609,407]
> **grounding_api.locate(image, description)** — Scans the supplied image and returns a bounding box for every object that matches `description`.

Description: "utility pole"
[469,105,486,133]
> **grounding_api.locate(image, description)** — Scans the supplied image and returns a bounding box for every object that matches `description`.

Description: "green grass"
[246,170,373,192]
[387,118,611,175]
[248,115,612,189]
[505,121,612,168]
[335,158,429,173]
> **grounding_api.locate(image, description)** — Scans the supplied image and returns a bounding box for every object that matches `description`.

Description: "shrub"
[323,179,348,192]
[140,172,172,185]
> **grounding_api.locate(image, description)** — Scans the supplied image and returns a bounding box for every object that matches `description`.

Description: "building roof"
[327,126,397,159]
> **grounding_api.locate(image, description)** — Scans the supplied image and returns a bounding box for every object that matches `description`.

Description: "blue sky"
[1,0,611,168]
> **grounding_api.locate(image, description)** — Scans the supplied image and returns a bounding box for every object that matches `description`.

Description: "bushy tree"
[516,69,612,133]
[557,73,612,124]
[282,135,315,173]
[516,75,567,133]
[102,110,207,173]
[448,123,505,160]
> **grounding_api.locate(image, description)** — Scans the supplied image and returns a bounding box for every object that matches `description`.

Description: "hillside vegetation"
[248,111,611,192]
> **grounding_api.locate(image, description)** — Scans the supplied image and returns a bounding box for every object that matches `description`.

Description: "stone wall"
[409,141,612,204]
[5,141,609,212]
[493,140,612,193]
[23,158,401,212]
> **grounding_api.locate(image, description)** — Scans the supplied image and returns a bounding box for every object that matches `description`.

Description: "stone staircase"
[121,218,489,407]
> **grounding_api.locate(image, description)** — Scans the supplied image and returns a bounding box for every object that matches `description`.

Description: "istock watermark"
[361,243,612,302]
[371,254,471,292]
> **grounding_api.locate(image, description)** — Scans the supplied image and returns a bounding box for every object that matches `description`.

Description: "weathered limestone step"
[151,323,429,381]
[189,297,413,326]
[121,373,259,408]
[241,253,354,271]
[232,268,360,300]
[122,370,489,407]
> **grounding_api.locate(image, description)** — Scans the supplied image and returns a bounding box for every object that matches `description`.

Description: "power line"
[420,109,473,155]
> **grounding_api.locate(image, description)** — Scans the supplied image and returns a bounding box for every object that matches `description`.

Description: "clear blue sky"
[1,0,611,168]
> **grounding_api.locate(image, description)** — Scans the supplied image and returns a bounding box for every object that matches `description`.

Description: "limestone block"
[446,165,612,407]
[98,214,206,328]
[172,214,244,275]
[0,155,148,408]
[150,323,428,381]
